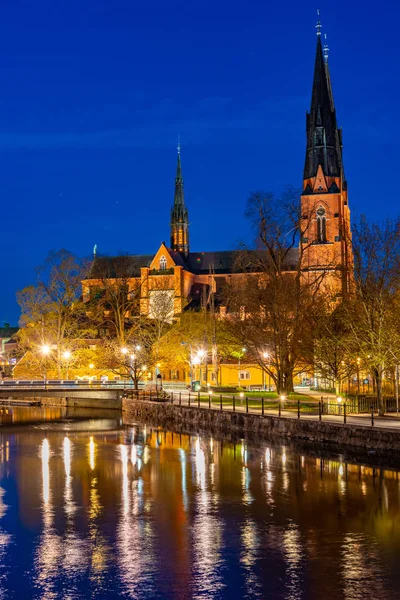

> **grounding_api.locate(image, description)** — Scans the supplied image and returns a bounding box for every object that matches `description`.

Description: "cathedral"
[83,28,352,318]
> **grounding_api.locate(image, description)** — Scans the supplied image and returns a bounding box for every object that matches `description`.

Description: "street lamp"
[238,347,246,389]
[197,349,206,386]
[262,351,271,391]
[41,345,50,390]
[192,355,200,388]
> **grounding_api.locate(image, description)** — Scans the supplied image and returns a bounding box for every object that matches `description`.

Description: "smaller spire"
[177,134,181,156]
[316,9,322,37]
[93,244,97,258]
[323,33,329,63]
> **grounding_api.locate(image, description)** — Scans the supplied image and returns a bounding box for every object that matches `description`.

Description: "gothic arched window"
[316,207,327,243]
[159,255,167,271]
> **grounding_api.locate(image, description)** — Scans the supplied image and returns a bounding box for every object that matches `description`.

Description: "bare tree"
[344,216,400,414]
[224,189,332,395]
[313,302,357,394]
[84,255,143,346]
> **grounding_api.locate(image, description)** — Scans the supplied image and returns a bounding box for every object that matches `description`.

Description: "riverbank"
[122,398,400,453]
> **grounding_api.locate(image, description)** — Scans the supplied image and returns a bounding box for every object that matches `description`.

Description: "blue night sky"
[0,0,399,323]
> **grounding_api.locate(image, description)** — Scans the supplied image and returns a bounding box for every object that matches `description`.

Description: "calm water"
[0,408,399,599]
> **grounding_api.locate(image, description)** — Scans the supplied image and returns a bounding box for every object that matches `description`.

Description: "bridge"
[0,385,124,410]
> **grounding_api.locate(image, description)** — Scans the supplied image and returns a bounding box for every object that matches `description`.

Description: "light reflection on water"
[0,420,398,598]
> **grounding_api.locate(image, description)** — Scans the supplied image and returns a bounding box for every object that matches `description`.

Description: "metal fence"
[125,391,386,427]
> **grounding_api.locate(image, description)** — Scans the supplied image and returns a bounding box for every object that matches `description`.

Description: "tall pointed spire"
[303,16,343,180]
[301,15,352,298]
[170,141,189,256]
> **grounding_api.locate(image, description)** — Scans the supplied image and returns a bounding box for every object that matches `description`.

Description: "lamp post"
[41,345,50,390]
[238,347,246,389]
[192,356,200,389]
[197,349,206,386]
[63,351,71,380]
[262,351,270,391]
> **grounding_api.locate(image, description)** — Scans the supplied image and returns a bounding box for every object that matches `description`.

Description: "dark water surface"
[0,407,399,599]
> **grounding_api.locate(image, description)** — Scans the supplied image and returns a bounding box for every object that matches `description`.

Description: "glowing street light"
[121,347,128,355]
[262,351,271,391]
[238,347,246,389]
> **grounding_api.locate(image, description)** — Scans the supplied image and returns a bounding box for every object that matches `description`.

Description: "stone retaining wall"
[33,396,121,410]
[122,399,400,452]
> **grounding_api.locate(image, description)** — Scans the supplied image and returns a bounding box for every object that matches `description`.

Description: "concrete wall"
[17,395,122,410]
[0,388,121,401]
[122,399,400,452]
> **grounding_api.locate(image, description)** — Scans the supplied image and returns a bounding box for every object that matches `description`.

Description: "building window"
[239,370,251,380]
[316,207,327,243]
[159,255,167,270]
[335,235,341,242]
[211,372,216,381]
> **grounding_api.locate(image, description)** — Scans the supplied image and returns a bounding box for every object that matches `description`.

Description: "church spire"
[303,22,343,180]
[170,141,189,256]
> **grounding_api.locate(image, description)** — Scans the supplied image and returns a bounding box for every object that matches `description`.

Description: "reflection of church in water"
[84,26,352,317]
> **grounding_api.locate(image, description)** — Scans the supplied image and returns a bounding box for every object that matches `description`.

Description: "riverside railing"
[125,390,398,429]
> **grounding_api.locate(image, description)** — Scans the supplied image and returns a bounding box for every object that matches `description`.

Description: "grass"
[184,392,316,406]
[178,390,317,406]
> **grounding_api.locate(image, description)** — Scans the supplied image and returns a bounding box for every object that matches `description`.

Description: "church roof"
[0,327,18,339]
[185,248,299,274]
[85,255,153,279]
[85,247,300,279]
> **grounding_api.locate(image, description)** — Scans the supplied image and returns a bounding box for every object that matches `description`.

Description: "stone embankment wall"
[122,399,400,452]
[23,396,121,410]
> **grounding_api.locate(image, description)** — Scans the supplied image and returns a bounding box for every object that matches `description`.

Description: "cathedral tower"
[301,24,352,295]
[170,143,189,256]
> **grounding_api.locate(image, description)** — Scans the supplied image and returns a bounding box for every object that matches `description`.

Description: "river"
[0,406,399,599]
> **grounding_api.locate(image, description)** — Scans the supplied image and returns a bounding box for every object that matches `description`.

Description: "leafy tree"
[17,250,89,377]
